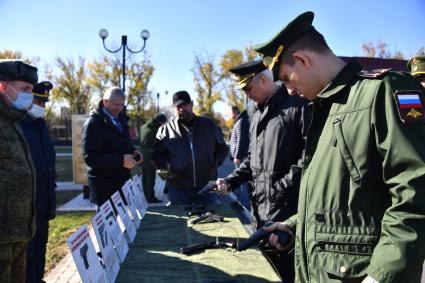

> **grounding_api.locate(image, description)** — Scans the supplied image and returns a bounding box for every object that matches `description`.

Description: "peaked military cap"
[33,81,53,102]
[0,59,38,85]
[229,60,268,89]
[254,11,315,78]
[407,56,425,77]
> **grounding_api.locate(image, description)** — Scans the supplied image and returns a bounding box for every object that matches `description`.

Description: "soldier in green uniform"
[0,59,38,283]
[140,113,167,203]
[253,11,425,283]
[407,56,425,88]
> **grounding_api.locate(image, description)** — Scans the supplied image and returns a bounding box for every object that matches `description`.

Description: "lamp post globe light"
[98,28,150,93]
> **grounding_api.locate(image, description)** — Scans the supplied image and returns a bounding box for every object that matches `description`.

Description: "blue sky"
[1,0,424,112]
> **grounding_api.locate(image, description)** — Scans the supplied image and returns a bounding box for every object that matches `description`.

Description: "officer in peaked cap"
[254,11,315,82]
[217,58,309,282]
[0,59,38,283]
[32,81,53,101]
[229,59,268,90]
[255,11,425,283]
[20,80,57,283]
[407,56,425,88]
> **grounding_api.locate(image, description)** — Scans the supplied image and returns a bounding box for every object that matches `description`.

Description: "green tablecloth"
[116,205,281,282]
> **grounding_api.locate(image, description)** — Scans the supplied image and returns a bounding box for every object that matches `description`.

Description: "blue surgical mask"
[9,84,33,110]
[28,104,45,118]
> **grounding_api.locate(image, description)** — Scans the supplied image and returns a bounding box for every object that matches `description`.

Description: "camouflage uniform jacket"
[0,98,35,243]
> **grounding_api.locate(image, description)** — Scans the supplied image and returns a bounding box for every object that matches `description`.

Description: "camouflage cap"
[32,81,53,102]
[407,56,425,77]
[254,11,315,77]
[0,59,38,85]
[229,60,268,89]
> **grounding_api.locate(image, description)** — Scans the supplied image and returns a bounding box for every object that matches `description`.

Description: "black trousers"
[261,248,295,283]
[26,220,48,283]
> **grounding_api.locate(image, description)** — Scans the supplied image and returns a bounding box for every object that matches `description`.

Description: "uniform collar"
[317,59,363,99]
[256,85,286,111]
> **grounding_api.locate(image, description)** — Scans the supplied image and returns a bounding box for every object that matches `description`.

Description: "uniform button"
[305,155,311,163]
[339,266,348,274]
[284,202,287,206]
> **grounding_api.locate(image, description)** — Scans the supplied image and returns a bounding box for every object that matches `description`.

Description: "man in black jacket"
[152,91,228,205]
[215,60,309,282]
[82,86,142,206]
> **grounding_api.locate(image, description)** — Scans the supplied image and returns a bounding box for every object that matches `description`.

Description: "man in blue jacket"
[20,81,56,283]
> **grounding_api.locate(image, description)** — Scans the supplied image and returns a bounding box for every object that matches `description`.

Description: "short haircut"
[282,30,332,66]
[103,86,125,100]
[231,105,240,114]
[252,68,274,83]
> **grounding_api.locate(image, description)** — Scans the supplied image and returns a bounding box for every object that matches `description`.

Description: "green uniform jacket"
[0,98,35,244]
[286,60,425,283]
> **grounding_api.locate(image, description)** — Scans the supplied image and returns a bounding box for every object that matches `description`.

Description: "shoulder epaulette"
[356,68,391,79]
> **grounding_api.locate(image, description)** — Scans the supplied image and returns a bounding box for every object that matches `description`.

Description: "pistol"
[237,221,291,252]
[197,181,218,195]
[191,211,224,225]
[79,243,90,269]
[181,240,235,255]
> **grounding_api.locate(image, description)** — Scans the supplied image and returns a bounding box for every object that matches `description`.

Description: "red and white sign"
[67,225,108,283]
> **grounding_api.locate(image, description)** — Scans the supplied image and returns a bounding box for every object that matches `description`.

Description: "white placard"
[132,175,148,218]
[111,191,137,242]
[122,179,141,229]
[99,201,129,263]
[92,212,120,282]
[67,225,109,283]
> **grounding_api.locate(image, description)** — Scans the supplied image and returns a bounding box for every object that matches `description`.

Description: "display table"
[116,205,281,282]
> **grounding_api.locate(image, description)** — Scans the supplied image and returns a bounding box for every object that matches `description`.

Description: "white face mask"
[28,104,45,118]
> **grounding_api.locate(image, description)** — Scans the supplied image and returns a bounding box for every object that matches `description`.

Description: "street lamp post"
[98,29,150,93]
[156,92,160,113]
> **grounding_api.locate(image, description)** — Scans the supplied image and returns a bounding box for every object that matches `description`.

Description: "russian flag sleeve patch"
[393,90,425,123]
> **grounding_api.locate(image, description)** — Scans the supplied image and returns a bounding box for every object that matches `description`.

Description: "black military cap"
[0,59,38,85]
[254,11,315,77]
[172,90,192,106]
[32,81,53,102]
[407,56,425,77]
[229,60,268,89]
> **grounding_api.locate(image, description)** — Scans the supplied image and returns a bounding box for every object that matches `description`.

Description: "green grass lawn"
[46,212,95,272]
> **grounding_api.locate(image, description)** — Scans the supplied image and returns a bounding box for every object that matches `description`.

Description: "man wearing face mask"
[20,81,56,283]
[0,59,38,283]
[152,90,228,205]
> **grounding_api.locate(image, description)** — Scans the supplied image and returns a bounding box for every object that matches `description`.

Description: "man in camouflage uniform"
[0,59,38,283]
[255,12,425,283]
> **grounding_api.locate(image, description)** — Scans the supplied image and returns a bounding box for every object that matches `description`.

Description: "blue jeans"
[167,184,222,205]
